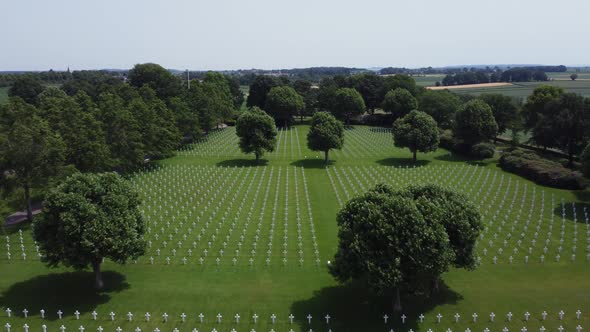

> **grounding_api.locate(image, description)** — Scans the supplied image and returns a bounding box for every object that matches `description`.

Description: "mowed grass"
[1,125,590,332]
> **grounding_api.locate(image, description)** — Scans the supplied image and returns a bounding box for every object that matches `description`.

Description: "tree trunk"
[24,183,33,222]
[92,259,104,289]
[324,150,329,164]
[412,150,417,163]
[393,287,402,312]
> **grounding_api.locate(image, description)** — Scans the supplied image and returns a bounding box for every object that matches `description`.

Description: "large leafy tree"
[331,88,365,124]
[8,76,45,105]
[454,99,498,144]
[418,90,461,129]
[33,172,146,289]
[128,63,182,100]
[550,93,590,166]
[348,73,384,112]
[265,86,304,127]
[246,75,280,109]
[330,183,482,311]
[382,88,418,119]
[168,96,200,142]
[392,110,439,162]
[479,94,519,140]
[235,107,277,161]
[307,111,344,164]
[0,98,66,221]
[383,75,418,97]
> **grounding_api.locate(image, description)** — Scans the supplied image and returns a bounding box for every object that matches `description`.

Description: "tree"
[0,98,66,221]
[571,73,579,81]
[330,183,482,311]
[331,88,365,124]
[246,75,279,109]
[235,107,277,161]
[8,76,45,105]
[523,85,564,149]
[307,111,344,164]
[33,172,146,289]
[383,75,418,97]
[392,111,439,162]
[264,86,304,127]
[382,88,418,119]
[348,73,383,112]
[582,142,590,178]
[128,63,182,100]
[454,99,498,144]
[293,80,317,121]
[168,96,200,141]
[550,93,590,166]
[418,90,461,129]
[478,94,519,140]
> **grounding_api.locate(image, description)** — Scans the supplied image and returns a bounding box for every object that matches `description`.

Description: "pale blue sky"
[2,0,589,71]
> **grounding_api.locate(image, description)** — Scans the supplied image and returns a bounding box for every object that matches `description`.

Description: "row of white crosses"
[177,128,241,158]
[381,310,584,325]
[4,309,334,326]
[273,127,299,158]
[332,127,396,159]
[326,162,589,265]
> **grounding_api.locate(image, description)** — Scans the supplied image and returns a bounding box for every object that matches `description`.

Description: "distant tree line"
[441,67,550,86]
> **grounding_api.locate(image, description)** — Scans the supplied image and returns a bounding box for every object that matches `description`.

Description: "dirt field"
[427,82,513,90]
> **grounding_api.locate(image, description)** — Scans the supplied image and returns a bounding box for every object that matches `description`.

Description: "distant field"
[413,74,445,87]
[0,87,8,104]
[547,72,590,80]
[445,80,590,100]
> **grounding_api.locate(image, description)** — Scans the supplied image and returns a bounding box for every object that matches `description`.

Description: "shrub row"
[499,149,587,190]
[439,130,495,159]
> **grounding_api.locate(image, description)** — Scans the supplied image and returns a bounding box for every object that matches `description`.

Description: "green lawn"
[448,80,590,100]
[2,125,589,332]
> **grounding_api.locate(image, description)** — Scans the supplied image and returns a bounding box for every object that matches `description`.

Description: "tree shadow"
[552,201,590,225]
[290,159,334,169]
[216,159,269,167]
[0,271,130,320]
[434,153,491,166]
[375,157,431,167]
[290,281,462,332]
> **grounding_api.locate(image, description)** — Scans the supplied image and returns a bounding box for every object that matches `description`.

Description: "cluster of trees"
[0,70,79,87]
[0,63,243,222]
[441,67,549,86]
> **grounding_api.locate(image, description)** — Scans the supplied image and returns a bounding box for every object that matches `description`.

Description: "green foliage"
[348,73,384,111]
[478,94,519,136]
[331,88,365,124]
[307,112,344,163]
[383,74,418,96]
[470,142,495,159]
[265,86,304,127]
[392,110,439,162]
[499,149,587,189]
[454,99,498,144]
[8,76,45,105]
[246,76,280,109]
[33,172,146,288]
[571,73,578,81]
[128,63,182,100]
[582,143,590,178]
[418,90,461,129]
[382,88,418,119]
[330,183,482,306]
[168,97,200,141]
[235,107,277,160]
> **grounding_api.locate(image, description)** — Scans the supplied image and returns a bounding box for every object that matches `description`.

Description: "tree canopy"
[392,110,439,162]
[418,90,461,129]
[454,99,498,144]
[264,86,304,127]
[235,107,278,161]
[246,75,280,109]
[478,94,519,138]
[307,111,344,164]
[382,88,418,119]
[128,63,182,100]
[8,76,45,105]
[33,172,146,289]
[331,88,365,124]
[330,183,482,311]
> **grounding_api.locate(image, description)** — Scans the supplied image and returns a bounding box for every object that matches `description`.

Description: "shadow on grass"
[376,157,431,167]
[0,271,130,320]
[290,281,462,332]
[290,159,334,169]
[552,201,590,224]
[434,153,490,166]
[216,159,269,167]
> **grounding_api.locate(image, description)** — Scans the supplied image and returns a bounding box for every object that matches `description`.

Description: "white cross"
[41,325,46,332]
[40,309,45,319]
[92,311,97,320]
[271,314,277,324]
[23,325,29,332]
[419,314,425,323]
[288,314,295,324]
[75,311,80,320]
[127,312,133,322]
[6,308,11,318]
[490,312,495,322]
[162,313,168,323]
[135,328,141,332]
[235,313,240,323]
[58,310,63,320]
[216,313,222,323]
[97,327,103,332]
[576,310,582,320]
[524,312,530,321]
[145,312,151,322]
[437,313,443,323]
[154,329,160,332]
[110,312,115,321]
[559,311,565,320]
[539,326,546,332]
[180,313,186,322]
[325,314,331,324]
[198,313,204,323]
[455,313,460,323]
[507,312,513,321]
[59,326,66,332]
[79,326,84,332]
[503,327,509,332]
[577,326,583,332]
[22,309,28,318]
[541,311,547,321]
[401,314,407,324]
[558,326,564,332]
[307,314,312,324]
[115,327,122,332]
[383,314,389,324]
[521,327,527,332]
[4,323,9,332]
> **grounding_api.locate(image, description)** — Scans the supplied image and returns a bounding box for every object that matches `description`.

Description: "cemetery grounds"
[1,125,590,332]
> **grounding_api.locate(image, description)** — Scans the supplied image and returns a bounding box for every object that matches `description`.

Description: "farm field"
[444,80,590,99]
[2,125,590,332]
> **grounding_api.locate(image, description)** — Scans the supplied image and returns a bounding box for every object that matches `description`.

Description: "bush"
[361,113,394,127]
[499,149,587,189]
[471,143,495,159]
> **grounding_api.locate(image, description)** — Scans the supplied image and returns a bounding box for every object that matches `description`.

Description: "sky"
[2,0,590,71]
